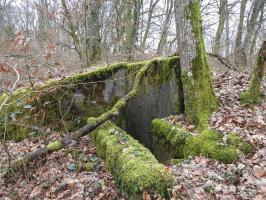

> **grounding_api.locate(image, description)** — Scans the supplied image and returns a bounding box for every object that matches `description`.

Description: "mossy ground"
[91,121,172,198]
[227,132,253,154]
[152,119,253,164]
[47,140,62,151]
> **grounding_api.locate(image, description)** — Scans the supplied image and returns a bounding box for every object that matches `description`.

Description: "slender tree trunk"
[225,6,230,58]
[61,0,86,68]
[88,0,102,63]
[141,0,159,50]
[125,0,142,61]
[234,0,248,66]
[241,0,264,66]
[240,40,266,104]
[84,0,90,67]
[250,5,264,56]
[157,0,173,55]
[37,0,49,41]
[113,0,125,53]
[212,0,227,55]
[175,0,218,127]
[126,0,134,61]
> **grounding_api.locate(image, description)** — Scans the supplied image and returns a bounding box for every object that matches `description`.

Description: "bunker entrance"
[120,70,184,160]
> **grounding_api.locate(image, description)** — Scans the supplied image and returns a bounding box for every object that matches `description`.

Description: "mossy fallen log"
[152,118,253,164]
[91,121,172,198]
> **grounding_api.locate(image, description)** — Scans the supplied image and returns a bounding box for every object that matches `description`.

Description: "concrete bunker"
[0,56,182,197]
[0,56,253,197]
[0,56,183,153]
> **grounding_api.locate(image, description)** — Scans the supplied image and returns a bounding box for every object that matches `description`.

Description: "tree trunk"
[113,0,125,53]
[240,40,266,104]
[88,0,102,63]
[250,5,264,56]
[212,0,227,55]
[61,0,87,68]
[225,6,230,58]
[175,0,218,127]
[241,0,264,67]
[157,0,173,55]
[125,0,141,61]
[141,0,159,50]
[234,0,247,66]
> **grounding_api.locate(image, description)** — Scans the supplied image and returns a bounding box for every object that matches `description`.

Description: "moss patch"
[85,162,95,172]
[152,119,241,164]
[184,130,237,164]
[152,119,191,160]
[227,132,253,154]
[47,140,62,151]
[91,121,172,198]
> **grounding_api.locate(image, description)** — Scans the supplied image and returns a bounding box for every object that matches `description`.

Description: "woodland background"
[0,0,265,91]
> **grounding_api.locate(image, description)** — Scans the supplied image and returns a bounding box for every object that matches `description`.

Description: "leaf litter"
[167,70,266,200]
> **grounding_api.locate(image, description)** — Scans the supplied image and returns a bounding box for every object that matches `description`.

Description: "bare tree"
[234,0,248,66]
[241,0,264,66]
[212,0,227,55]
[157,0,173,55]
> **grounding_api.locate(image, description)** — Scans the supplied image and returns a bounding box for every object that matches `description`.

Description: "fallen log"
[207,52,237,71]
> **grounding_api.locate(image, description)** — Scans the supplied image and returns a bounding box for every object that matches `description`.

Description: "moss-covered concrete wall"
[0,57,181,142]
[0,62,142,141]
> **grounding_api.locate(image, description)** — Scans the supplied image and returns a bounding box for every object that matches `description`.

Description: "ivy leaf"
[88,155,98,162]
[67,163,77,171]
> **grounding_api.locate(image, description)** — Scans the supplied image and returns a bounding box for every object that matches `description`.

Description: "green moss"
[137,57,179,95]
[91,121,172,198]
[183,129,237,164]
[152,118,188,160]
[228,132,253,154]
[152,119,190,146]
[85,162,94,172]
[170,159,184,165]
[152,119,239,164]
[47,140,62,151]
[240,72,263,104]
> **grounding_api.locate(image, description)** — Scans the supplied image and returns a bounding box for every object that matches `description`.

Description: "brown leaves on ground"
[0,135,117,199]
[168,70,266,200]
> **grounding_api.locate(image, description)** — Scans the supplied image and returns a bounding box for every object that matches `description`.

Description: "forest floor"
[0,69,265,200]
[167,70,266,200]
